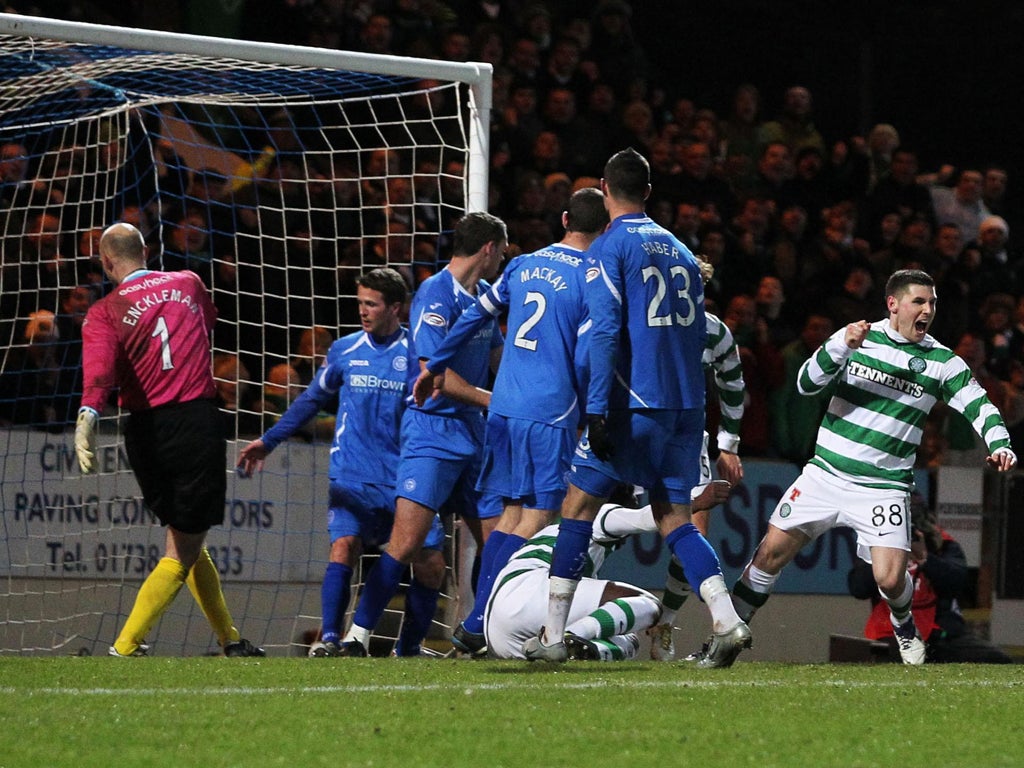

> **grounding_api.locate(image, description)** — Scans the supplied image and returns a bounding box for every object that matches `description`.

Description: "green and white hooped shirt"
[798,320,1011,491]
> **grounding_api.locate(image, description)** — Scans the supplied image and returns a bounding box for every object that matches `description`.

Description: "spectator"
[867,213,933,292]
[506,34,543,86]
[758,85,826,157]
[469,22,506,68]
[213,352,262,437]
[754,274,797,348]
[863,123,902,195]
[981,164,1010,228]
[930,168,990,243]
[788,146,831,234]
[290,325,333,385]
[501,78,544,165]
[764,204,811,304]
[976,292,1024,382]
[589,0,648,101]
[161,206,214,284]
[941,331,1024,465]
[538,35,591,99]
[860,146,937,241]
[674,139,736,230]
[526,128,566,180]
[719,83,763,192]
[671,201,701,253]
[614,98,657,159]
[722,293,783,457]
[769,313,834,464]
[541,87,592,178]
[356,13,395,55]
[973,215,1021,296]
[16,210,74,318]
[826,265,876,329]
[722,195,774,301]
[928,223,970,345]
[801,200,870,303]
[439,28,471,62]
[0,140,37,208]
[574,80,619,177]
[0,310,74,431]
[749,140,796,210]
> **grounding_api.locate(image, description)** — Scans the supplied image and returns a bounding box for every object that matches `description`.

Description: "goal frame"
[0,11,492,212]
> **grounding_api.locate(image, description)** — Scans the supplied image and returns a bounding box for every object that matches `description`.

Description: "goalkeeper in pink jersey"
[76,222,263,658]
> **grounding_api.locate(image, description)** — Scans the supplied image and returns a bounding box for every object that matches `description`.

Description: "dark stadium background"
[30,0,1024,208]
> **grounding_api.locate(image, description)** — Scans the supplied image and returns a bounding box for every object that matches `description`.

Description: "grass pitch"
[2,657,1021,768]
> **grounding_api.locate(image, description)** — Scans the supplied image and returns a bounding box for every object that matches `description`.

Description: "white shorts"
[484,570,612,660]
[769,464,911,556]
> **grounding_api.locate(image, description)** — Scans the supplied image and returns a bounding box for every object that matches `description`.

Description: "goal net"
[0,13,491,656]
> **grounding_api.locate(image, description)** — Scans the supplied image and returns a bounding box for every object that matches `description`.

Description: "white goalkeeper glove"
[75,407,99,474]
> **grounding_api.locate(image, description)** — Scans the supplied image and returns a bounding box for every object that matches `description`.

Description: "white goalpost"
[0,12,491,656]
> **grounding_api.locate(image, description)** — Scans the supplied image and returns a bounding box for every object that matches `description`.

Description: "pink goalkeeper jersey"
[81,269,217,412]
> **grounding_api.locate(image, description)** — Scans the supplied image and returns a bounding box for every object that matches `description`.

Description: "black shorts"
[126,398,227,534]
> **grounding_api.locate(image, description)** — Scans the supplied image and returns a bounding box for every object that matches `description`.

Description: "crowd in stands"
[2,0,1023,470]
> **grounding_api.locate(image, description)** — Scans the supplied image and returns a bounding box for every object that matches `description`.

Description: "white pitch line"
[3,677,1021,697]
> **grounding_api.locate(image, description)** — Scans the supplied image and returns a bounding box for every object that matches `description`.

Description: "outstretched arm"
[237,438,270,478]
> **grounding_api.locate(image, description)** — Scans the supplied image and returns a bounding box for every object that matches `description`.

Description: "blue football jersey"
[586,213,707,414]
[409,267,503,417]
[427,243,589,428]
[262,328,410,483]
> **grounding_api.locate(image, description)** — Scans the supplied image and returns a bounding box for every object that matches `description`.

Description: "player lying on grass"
[485,477,731,660]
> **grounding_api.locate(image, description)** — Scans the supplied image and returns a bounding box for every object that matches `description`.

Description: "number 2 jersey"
[80,269,216,412]
[426,243,589,429]
[261,328,410,485]
[586,213,707,415]
[799,320,1012,490]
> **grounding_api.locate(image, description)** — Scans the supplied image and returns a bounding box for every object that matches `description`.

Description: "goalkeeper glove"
[75,407,99,474]
[586,414,615,461]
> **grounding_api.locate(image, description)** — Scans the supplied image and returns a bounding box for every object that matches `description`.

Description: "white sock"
[700,574,744,633]
[883,571,915,625]
[542,576,579,644]
[344,624,371,648]
[746,563,780,594]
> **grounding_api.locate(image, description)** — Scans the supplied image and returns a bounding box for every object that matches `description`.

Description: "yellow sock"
[113,557,187,656]
[186,547,240,646]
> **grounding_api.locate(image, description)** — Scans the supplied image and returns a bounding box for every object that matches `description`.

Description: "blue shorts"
[476,412,573,511]
[396,408,489,519]
[327,479,445,550]
[570,408,703,504]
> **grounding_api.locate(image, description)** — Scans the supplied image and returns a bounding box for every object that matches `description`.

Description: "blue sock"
[550,518,593,581]
[352,551,405,631]
[463,531,526,635]
[396,578,439,656]
[664,523,722,591]
[320,562,352,643]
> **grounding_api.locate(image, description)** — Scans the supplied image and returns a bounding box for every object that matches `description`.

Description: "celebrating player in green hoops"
[726,269,1016,665]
